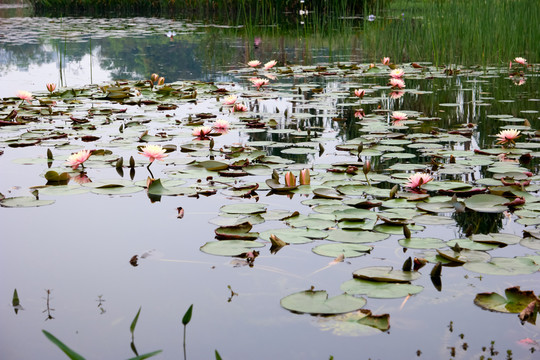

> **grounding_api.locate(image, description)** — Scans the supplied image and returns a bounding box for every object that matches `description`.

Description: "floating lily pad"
[446,238,498,251]
[463,257,540,275]
[413,214,455,225]
[286,214,336,230]
[474,286,539,313]
[280,290,366,315]
[374,224,424,234]
[352,266,421,283]
[464,194,508,213]
[316,310,390,336]
[470,233,521,246]
[200,240,265,256]
[398,237,447,249]
[436,249,492,264]
[312,243,372,258]
[340,279,423,298]
[0,196,55,208]
[326,229,389,243]
[313,187,344,199]
[220,203,267,214]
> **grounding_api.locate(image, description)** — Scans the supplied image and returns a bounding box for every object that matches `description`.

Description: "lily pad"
[0,196,55,208]
[326,229,389,244]
[474,286,539,313]
[464,194,508,213]
[220,203,267,214]
[352,266,421,283]
[463,257,540,275]
[312,243,373,258]
[398,237,447,249]
[280,290,366,315]
[470,233,521,246]
[317,310,390,336]
[200,240,265,256]
[340,279,423,298]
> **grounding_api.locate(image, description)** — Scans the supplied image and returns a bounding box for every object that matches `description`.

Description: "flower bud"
[299,169,310,185]
[151,73,159,82]
[158,77,165,85]
[46,83,56,93]
[284,171,296,187]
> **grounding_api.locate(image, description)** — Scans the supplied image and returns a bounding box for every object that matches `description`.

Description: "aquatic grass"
[362,0,539,66]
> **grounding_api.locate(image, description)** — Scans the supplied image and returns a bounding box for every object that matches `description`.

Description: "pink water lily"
[140,144,168,162]
[392,111,408,121]
[46,83,56,93]
[284,171,296,187]
[389,78,406,89]
[151,73,159,82]
[213,119,230,131]
[299,169,310,185]
[222,95,237,105]
[382,57,390,65]
[66,150,91,169]
[390,91,405,99]
[264,60,277,70]
[248,60,261,67]
[405,172,433,189]
[514,57,527,65]
[250,77,269,90]
[496,129,520,146]
[390,68,404,78]
[354,89,365,98]
[192,126,212,138]
[354,109,365,119]
[158,77,165,85]
[16,90,33,103]
[233,103,248,112]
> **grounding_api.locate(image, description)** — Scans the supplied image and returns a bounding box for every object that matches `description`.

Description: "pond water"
[1,4,540,360]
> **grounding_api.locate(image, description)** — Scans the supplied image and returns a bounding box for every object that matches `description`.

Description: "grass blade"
[130,306,142,335]
[182,304,193,326]
[42,330,86,360]
[127,350,163,360]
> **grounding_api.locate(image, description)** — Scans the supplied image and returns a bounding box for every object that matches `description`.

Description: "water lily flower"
[354,89,365,98]
[248,60,261,67]
[390,68,404,78]
[392,111,408,121]
[233,103,248,112]
[390,91,405,99]
[151,73,159,83]
[264,60,277,70]
[284,171,296,187]
[213,119,230,131]
[514,57,527,66]
[254,37,262,48]
[222,95,237,105]
[299,169,310,185]
[354,109,365,119]
[250,77,269,90]
[140,144,168,163]
[496,129,520,146]
[158,77,165,85]
[66,150,91,169]
[46,83,56,93]
[405,172,433,189]
[382,57,390,65]
[192,126,212,138]
[72,173,92,184]
[16,90,33,103]
[389,78,406,89]
[166,31,177,39]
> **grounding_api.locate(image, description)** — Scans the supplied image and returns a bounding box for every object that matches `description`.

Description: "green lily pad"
[464,194,508,213]
[312,243,373,258]
[258,228,322,244]
[313,187,344,199]
[198,160,229,171]
[374,224,424,234]
[280,290,366,315]
[474,286,539,313]
[398,237,447,249]
[220,203,267,214]
[436,249,492,264]
[215,224,259,240]
[316,310,390,336]
[0,196,55,208]
[470,233,521,246]
[446,238,498,251]
[326,229,389,243]
[463,257,540,275]
[340,279,423,298]
[200,240,265,256]
[413,214,455,225]
[520,238,540,251]
[36,185,90,196]
[286,214,336,230]
[352,266,421,283]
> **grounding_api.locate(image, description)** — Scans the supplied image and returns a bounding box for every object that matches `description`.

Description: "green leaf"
[0,196,55,208]
[398,237,447,249]
[220,203,267,214]
[200,240,265,256]
[312,243,372,258]
[352,266,421,283]
[127,350,163,360]
[474,286,539,313]
[130,307,141,335]
[464,194,508,213]
[280,290,366,315]
[341,279,423,298]
[42,330,86,360]
[182,304,193,326]
[463,257,540,275]
[215,350,223,360]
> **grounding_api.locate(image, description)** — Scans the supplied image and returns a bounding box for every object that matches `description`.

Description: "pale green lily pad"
[280,290,366,315]
[352,266,421,283]
[334,208,378,221]
[0,196,55,208]
[208,214,265,227]
[436,249,492,264]
[200,240,265,256]
[446,238,499,251]
[286,214,336,230]
[36,185,90,196]
[520,238,540,250]
[91,186,144,195]
[464,194,508,213]
[198,160,229,171]
[258,228,319,244]
[374,224,424,234]
[326,229,389,243]
[470,233,521,246]
[413,214,455,225]
[416,201,456,213]
[463,257,540,275]
[220,203,267,214]
[312,243,372,258]
[474,287,539,313]
[398,237,447,249]
[316,310,390,336]
[340,279,423,298]
[215,225,259,240]
[313,187,344,199]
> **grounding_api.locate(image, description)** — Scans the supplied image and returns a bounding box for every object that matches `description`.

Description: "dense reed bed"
[363,0,539,65]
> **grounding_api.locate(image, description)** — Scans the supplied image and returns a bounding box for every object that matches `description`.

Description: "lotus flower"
[299,169,310,185]
[16,90,33,103]
[213,119,230,131]
[233,103,248,112]
[496,129,520,146]
[222,95,237,105]
[140,144,168,162]
[405,172,433,189]
[354,89,365,98]
[46,83,56,93]
[390,68,404,78]
[390,91,405,99]
[66,150,91,169]
[248,60,261,68]
[354,109,365,119]
[250,77,269,90]
[192,126,212,138]
[514,57,527,66]
[389,78,406,89]
[284,171,296,187]
[382,57,390,65]
[392,111,408,121]
[264,60,277,70]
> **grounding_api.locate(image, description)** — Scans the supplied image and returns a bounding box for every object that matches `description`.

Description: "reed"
[362,0,539,66]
